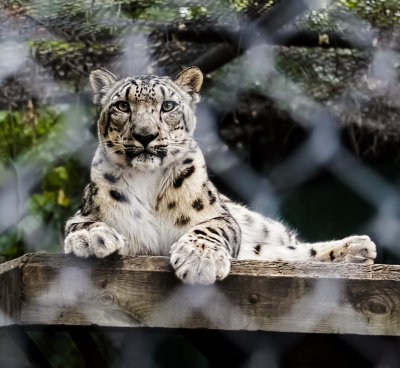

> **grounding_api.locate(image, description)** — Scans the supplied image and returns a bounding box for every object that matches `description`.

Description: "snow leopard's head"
[90,67,203,171]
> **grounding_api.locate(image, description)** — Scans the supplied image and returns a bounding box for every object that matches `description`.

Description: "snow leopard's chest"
[94,170,184,255]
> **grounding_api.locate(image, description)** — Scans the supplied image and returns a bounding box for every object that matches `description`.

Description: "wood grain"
[1,253,400,336]
[0,254,30,326]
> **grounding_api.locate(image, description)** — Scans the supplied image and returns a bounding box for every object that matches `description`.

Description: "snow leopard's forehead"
[104,75,190,107]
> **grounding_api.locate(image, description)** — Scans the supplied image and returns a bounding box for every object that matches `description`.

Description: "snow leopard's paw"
[340,235,377,264]
[64,224,126,258]
[170,233,231,284]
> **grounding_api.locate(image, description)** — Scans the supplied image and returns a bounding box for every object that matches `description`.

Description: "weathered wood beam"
[1,253,400,336]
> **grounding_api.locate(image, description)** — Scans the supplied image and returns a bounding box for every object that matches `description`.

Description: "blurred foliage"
[304,0,400,31]
[342,0,400,28]
[29,40,121,86]
[0,105,58,164]
[28,159,86,229]
[22,0,240,23]
[28,41,120,55]
[275,47,369,102]
[0,104,91,260]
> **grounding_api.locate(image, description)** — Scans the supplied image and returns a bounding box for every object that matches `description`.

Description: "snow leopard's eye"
[161,101,177,112]
[116,101,129,112]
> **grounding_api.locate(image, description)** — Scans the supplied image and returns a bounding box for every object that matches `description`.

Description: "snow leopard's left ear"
[175,67,203,102]
[89,68,117,104]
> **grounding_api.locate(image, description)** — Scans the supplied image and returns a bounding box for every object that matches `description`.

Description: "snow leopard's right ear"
[89,68,117,104]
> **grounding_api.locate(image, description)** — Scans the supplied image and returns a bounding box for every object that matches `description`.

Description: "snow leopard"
[64,67,377,284]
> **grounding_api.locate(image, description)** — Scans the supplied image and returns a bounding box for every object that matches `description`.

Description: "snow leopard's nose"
[132,132,159,147]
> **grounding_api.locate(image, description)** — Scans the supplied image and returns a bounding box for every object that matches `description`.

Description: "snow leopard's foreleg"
[64,182,126,258]
[170,215,241,284]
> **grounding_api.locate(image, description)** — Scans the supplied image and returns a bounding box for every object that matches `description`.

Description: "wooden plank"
[1,253,400,335]
[0,254,31,326]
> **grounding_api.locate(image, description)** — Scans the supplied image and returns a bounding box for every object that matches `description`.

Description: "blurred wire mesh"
[1,0,400,366]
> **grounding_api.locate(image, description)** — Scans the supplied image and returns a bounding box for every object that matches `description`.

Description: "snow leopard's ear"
[175,67,203,102]
[89,68,117,104]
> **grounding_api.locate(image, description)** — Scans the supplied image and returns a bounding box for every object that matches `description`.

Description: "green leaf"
[0,111,8,121]
[54,166,69,180]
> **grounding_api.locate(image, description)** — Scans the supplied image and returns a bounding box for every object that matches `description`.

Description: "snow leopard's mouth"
[124,148,165,161]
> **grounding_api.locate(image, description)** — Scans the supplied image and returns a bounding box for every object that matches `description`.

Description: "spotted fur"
[64,67,377,284]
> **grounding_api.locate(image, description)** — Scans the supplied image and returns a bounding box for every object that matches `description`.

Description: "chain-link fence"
[1,0,400,366]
